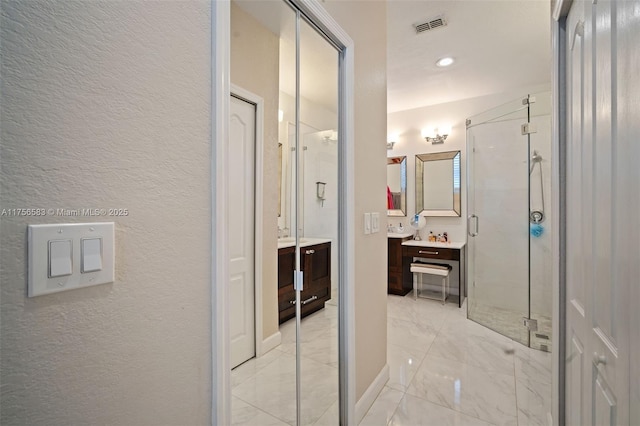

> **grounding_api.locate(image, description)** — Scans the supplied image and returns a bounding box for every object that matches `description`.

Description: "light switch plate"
[364,213,371,235]
[28,223,115,297]
[371,212,380,233]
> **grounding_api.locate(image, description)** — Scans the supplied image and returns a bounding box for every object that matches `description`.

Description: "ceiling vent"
[414,16,447,34]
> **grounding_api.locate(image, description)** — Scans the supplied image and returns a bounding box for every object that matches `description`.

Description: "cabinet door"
[387,238,402,272]
[297,243,330,315]
[278,243,331,322]
[278,246,296,323]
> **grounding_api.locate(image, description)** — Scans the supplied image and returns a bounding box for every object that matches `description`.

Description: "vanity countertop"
[401,240,466,249]
[277,237,332,250]
[387,232,414,239]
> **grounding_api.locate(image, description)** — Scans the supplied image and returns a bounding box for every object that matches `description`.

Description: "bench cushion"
[410,262,451,276]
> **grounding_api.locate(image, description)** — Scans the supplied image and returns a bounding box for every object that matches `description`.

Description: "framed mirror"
[415,150,461,216]
[387,156,407,216]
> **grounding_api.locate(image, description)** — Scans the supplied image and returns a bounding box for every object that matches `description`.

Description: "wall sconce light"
[387,134,398,150]
[322,129,338,142]
[421,126,450,144]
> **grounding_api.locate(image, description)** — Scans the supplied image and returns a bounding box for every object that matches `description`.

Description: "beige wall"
[322,0,389,402]
[230,2,280,341]
[0,1,211,424]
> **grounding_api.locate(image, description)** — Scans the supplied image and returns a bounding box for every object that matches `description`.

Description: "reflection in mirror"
[298,16,340,425]
[231,1,340,424]
[415,150,461,216]
[387,156,406,216]
[278,143,282,217]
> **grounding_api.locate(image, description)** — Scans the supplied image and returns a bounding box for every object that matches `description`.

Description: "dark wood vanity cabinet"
[388,236,413,295]
[278,242,331,324]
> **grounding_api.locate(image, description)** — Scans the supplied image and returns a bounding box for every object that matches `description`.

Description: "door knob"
[593,352,607,365]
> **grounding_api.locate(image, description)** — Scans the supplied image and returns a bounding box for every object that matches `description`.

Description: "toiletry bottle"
[428,231,435,242]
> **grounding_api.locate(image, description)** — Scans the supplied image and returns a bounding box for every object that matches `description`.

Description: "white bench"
[410,262,452,304]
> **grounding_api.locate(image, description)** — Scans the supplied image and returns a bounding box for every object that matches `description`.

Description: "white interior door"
[229,94,256,369]
[564,0,634,423]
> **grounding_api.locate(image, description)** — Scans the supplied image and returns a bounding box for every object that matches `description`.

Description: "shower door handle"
[468,214,479,237]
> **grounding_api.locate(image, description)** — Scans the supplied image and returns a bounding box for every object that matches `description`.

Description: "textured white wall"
[1,1,211,424]
[322,0,388,402]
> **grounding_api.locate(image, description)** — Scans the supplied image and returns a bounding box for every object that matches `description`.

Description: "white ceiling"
[387,0,551,113]
[235,0,551,115]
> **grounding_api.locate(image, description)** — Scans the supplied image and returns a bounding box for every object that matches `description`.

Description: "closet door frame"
[212,1,356,425]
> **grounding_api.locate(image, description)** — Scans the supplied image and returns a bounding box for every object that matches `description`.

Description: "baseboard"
[259,330,281,356]
[355,363,389,424]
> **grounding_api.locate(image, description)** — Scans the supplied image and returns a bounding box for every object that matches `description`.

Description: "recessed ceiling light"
[436,57,455,67]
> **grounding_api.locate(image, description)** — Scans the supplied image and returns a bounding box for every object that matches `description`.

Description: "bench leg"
[413,273,417,300]
[446,274,450,304]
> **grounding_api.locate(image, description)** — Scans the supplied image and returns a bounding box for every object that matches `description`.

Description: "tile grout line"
[385,388,404,426]
[232,394,292,426]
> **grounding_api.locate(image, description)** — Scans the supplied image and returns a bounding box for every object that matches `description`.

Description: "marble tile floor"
[231,304,340,426]
[361,294,552,426]
[231,294,552,426]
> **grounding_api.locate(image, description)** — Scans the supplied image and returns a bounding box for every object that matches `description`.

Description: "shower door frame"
[466,93,551,349]
[212,1,357,424]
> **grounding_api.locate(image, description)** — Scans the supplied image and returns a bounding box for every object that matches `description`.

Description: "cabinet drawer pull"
[289,295,318,305]
[418,250,438,255]
[302,295,318,305]
[305,249,315,255]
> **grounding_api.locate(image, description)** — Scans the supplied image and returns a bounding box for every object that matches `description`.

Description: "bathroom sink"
[278,237,308,243]
[387,230,413,238]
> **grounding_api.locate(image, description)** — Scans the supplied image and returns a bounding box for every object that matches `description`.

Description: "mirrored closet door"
[230,1,341,424]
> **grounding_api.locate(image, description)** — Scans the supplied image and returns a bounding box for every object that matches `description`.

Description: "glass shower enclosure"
[466,92,552,351]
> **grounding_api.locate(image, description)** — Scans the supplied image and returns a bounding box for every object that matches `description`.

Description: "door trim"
[552,5,569,425]
[212,1,356,424]
[212,1,231,424]
[230,84,272,359]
